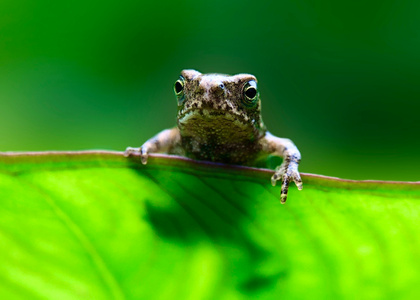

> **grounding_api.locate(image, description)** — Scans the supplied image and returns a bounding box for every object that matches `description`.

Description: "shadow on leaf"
[137,167,288,294]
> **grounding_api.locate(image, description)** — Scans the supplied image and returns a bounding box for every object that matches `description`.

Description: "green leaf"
[0,151,419,299]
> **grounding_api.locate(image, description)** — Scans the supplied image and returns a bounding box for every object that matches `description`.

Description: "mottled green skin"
[174,70,266,165]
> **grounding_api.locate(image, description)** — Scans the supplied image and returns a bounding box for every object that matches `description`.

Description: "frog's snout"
[209,82,225,97]
[198,78,226,104]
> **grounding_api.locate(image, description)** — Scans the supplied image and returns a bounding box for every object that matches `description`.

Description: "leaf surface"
[0,151,419,299]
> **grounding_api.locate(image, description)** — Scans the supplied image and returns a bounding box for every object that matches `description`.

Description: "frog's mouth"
[178,107,251,130]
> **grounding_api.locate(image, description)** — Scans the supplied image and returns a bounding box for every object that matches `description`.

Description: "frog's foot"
[124,147,149,165]
[271,162,303,204]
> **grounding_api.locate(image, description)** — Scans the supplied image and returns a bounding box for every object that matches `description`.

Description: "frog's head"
[174,69,265,133]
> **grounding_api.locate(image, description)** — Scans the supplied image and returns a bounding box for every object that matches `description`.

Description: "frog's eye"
[174,76,185,96]
[243,80,258,106]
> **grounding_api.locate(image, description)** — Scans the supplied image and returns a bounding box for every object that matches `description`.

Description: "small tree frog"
[125,70,302,203]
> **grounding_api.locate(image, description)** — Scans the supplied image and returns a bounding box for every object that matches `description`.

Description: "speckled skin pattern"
[125,69,302,203]
[175,70,265,164]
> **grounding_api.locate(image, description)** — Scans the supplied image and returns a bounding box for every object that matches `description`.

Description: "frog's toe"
[271,167,302,203]
[271,167,287,187]
[140,148,149,165]
[280,174,290,204]
[124,147,148,164]
[271,173,280,186]
[280,193,288,204]
[293,172,303,190]
[124,147,139,157]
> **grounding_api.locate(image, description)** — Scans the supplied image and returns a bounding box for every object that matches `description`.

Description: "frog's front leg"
[260,132,303,204]
[124,127,181,164]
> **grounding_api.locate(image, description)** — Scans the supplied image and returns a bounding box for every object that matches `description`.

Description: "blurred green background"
[0,0,419,180]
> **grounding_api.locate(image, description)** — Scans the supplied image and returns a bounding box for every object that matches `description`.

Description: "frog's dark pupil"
[175,81,183,94]
[245,87,257,99]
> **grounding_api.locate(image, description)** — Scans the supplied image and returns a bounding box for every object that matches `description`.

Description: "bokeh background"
[1,0,419,180]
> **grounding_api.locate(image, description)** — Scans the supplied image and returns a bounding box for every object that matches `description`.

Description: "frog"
[125,69,302,203]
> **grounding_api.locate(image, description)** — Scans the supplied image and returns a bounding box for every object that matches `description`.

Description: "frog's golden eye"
[243,80,258,106]
[174,76,185,96]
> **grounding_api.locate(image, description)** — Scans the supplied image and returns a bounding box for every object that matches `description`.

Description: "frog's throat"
[177,107,254,129]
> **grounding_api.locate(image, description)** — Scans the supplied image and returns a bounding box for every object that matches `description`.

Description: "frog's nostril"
[213,83,225,96]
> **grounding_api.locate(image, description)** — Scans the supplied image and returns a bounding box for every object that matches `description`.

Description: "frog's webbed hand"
[260,132,302,204]
[124,127,181,165]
